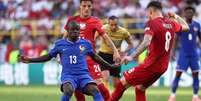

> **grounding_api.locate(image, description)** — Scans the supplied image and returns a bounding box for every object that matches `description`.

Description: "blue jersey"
[178,20,201,56]
[49,39,94,75]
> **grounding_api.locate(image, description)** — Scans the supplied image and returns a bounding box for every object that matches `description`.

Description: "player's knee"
[176,71,182,77]
[62,82,74,96]
[192,72,199,77]
[136,85,146,91]
[84,84,99,96]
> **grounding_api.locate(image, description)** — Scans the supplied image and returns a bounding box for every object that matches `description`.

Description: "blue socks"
[93,91,104,101]
[172,76,180,93]
[193,76,199,95]
[61,94,70,101]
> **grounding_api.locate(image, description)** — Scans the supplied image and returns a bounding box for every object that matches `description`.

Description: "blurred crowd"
[0,0,201,64]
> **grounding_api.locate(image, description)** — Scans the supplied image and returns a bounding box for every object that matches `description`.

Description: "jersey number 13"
[69,55,77,64]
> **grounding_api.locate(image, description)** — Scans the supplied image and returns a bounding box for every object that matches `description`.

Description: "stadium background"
[0,0,201,101]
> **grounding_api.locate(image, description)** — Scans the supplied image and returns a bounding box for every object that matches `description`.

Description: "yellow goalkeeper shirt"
[99,24,130,54]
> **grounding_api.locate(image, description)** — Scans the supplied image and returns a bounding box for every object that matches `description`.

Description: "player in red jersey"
[64,0,121,101]
[109,1,189,101]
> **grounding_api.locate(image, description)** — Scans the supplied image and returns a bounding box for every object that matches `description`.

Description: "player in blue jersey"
[168,6,201,101]
[18,21,118,101]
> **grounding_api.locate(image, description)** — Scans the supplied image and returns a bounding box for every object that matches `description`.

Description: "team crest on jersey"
[80,23,86,29]
[79,45,85,53]
[193,26,198,32]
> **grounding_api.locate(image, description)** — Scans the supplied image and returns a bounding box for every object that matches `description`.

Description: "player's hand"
[113,51,121,64]
[18,55,30,63]
[121,56,133,64]
[167,12,178,19]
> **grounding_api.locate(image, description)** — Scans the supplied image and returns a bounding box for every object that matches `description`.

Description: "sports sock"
[61,94,70,101]
[93,90,104,101]
[74,90,85,101]
[110,81,126,101]
[135,87,146,101]
[172,76,180,93]
[193,76,199,95]
[97,83,110,100]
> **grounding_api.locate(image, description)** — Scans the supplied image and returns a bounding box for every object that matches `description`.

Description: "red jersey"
[64,16,105,50]
[142,17,182,73]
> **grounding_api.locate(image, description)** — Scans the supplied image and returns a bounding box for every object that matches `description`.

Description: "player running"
[18,21,119,101]
[63,0,121,100]
[109,1,189,101]
[168,6,201,101]
[98,15,134,88]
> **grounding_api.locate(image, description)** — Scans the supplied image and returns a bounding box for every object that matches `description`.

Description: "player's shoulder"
[90,16,102,22]
[119,26,129,32]
[192,20,200,26]
[55,39,73,46]
[79,39,92,45]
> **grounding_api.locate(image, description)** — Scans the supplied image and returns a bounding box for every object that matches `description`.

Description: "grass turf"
[0,85,199,101]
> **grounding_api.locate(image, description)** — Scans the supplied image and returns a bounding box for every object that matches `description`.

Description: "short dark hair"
[108,15,118,20]
[147,1,162,10]
[184,6,196,13]
[80,0,93,3]
[67,20,80,30]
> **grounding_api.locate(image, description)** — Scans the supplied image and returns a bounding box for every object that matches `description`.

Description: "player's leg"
[95,78,111,101]
[110,76,130,101]
[135,85,146,101]
[137,72,162,101]
[74,90,85,101]
[87,59,111,101]
[190,56,201,101]
[111,76,120,88]
[110,67,121,88]
[83,83,104,101]
[99,52,114,88]
[101,70,110,88]
[60,82,75,101]
[169,55,188,101]
[192,71,201,101]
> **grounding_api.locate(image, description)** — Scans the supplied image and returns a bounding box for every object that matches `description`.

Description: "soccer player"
[168,6,201,101]
[98,15,134,88]
[109,1,189,101]
[63,0,121,100]
[18,21,119,101]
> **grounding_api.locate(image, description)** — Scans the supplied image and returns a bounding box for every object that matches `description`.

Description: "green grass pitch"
[0,86,199,101]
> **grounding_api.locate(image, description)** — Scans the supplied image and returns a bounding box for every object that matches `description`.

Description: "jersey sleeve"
[144,20,155,36]
[124,30,131,39]
[172,21,182,33]
[95,19,105,36]
[48,42,59,58]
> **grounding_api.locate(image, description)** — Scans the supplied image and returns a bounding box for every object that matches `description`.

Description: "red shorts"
[87,58,102,80]
[123,65,163,88]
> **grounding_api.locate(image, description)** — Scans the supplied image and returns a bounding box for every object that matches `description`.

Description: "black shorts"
[98,51,121,78]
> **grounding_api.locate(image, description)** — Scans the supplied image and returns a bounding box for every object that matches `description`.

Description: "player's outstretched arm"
[121,34,152,64]
[18,54,52,63]
[168,12,189,32]
[101,34,121,63]
[88,52,120,69]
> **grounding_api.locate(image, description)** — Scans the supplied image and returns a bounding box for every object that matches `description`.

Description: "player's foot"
[168,95,176,101]
[192,96,201,101]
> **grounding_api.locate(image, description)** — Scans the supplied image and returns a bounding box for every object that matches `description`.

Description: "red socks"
[110,81,126,101]
[135,87,146,101]
[97,83,111,101]
[74,90,85,101]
